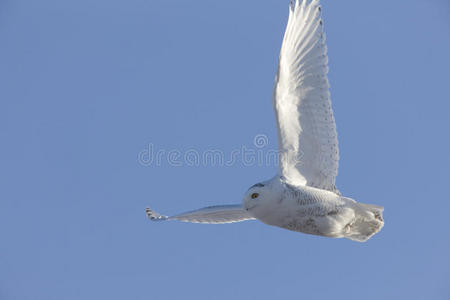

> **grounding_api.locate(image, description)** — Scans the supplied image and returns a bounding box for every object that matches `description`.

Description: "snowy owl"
[146,0,384,242]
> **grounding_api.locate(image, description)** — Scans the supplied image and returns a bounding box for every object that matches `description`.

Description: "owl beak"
[244,204,257,211]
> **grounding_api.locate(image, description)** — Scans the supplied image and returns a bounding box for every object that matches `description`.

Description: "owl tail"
[343,199,384,242]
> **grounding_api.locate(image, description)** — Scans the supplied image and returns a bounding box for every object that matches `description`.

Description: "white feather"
[273,0,339,193]
[146,205,255,224]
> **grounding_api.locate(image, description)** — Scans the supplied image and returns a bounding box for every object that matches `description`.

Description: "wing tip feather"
[146,207,168,221]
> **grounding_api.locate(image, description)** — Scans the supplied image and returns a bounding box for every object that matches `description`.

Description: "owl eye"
[251,193,259,199]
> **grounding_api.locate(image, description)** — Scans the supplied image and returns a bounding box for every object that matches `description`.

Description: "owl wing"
[146,205,255,224]
[273,0,339,193]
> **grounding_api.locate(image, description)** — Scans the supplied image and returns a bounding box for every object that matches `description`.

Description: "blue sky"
[1,0,450,299]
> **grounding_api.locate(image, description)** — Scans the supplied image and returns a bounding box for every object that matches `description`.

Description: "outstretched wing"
[273,0,339,193]
[146,205,255,224]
